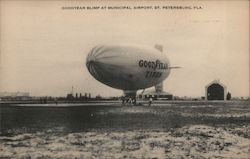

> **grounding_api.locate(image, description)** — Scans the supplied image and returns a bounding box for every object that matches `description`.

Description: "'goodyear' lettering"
[138,59,168,70]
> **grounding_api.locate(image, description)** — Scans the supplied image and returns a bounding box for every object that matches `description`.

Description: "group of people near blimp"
[121,96,153,106]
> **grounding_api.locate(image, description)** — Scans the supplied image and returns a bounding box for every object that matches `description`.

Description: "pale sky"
[0,0,249,97]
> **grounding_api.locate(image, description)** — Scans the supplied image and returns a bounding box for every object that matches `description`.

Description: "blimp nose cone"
[86,46,100,67]
[86,45,106,62]
[86,53,96,68]
[86,45,128,89]
[86,45,108,81]
[86,52,97,76]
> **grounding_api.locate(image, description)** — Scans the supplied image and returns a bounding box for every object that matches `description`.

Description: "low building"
[205,80,227,100]
[139,80,173,100]
[140,89,173,100]
[0,92,30,101]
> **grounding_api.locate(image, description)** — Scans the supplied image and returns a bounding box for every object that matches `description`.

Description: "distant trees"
[227,92,231,100]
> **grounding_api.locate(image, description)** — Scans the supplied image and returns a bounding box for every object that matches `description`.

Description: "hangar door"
[207,84,224,100]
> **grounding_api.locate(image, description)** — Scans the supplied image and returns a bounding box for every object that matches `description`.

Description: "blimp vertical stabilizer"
[154,44,165,93]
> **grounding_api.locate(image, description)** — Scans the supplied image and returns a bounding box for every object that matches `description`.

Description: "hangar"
[205,80,227,100]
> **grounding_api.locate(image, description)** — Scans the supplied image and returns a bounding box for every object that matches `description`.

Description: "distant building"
[140,89,173,100]
[0,91,30,100]
[205,80,227,100]
[66,93,74,99]
[139,82,173,100]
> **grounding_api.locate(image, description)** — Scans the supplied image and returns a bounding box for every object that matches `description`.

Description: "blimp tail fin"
[155,44,181,69]
[154,44,170,93]
[154,45,163,93]
[154,44,163,52]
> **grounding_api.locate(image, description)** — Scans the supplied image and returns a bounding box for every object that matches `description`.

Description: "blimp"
[86,44,178,104]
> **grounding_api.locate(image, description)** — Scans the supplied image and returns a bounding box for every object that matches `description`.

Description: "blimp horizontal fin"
[169,66,181,69]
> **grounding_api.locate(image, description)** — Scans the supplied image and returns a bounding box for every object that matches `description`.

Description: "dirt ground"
[0,101,249,159]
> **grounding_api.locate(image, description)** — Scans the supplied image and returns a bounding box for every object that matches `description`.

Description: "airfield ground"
[0,101,249,159]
